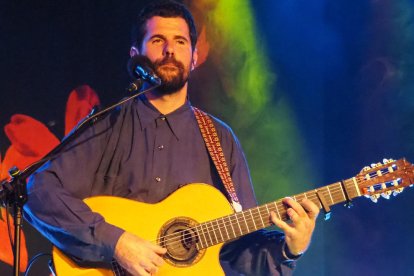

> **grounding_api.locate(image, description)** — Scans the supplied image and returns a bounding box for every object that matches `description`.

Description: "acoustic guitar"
[52,158,414,275]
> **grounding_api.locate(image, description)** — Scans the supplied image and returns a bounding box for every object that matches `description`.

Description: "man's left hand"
[271,197,320,256]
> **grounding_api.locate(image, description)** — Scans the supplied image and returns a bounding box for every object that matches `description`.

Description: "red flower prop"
[1,114,60,180]
[0,208,28,272]
[0,85,100,272]
[65,85,100,135]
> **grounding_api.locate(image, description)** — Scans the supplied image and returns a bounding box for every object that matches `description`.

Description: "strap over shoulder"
[192,107,242,212]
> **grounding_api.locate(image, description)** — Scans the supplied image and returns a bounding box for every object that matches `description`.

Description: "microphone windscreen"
[127,55,155,79]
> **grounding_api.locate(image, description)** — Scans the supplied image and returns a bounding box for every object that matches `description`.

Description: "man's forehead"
[144,16,190,38]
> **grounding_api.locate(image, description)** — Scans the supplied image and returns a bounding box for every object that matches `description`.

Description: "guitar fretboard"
[194,177,361,249]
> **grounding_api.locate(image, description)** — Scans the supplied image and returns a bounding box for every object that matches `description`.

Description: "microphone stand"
[0,79,159,276]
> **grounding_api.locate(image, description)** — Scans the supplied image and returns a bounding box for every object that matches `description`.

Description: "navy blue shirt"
[24,96,295,275]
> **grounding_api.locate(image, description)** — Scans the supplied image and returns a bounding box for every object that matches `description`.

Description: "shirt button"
[160,116,166,121]
[158,145,164,150]
[155,177,161,182]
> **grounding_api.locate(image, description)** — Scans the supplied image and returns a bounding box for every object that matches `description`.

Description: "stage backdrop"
[1,0,414,275]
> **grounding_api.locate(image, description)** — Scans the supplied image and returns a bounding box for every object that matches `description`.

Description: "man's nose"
[163,41,174,56]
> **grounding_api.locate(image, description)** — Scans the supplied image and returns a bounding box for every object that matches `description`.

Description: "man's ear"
[191,48,198,70]
[130,46,139,57]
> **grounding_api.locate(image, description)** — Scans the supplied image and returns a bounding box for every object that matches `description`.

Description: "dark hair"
[131,0,197,51]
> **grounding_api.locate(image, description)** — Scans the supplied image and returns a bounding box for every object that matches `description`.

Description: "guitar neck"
[196,177,361,249]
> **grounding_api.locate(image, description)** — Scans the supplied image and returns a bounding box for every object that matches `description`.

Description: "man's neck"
[146,84,188,115]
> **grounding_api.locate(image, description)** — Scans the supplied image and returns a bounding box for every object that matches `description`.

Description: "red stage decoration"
[65,85,100,135]
[0,85,100,272]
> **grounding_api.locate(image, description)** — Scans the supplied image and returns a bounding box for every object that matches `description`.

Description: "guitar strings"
[150,171,394,250]
[155,185,346,248]
[193,175,387,246]
[152,184,348,249]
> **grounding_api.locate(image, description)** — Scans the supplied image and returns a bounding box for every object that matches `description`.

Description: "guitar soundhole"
[158,217,205,267]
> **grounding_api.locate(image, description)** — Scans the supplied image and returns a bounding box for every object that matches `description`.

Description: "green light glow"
[201,0,316,201]
[208,0,271,114]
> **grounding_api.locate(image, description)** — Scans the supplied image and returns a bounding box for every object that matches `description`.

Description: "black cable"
[23,253,52,276]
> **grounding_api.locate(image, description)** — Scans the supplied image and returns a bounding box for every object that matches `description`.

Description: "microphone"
[127,55,161,86]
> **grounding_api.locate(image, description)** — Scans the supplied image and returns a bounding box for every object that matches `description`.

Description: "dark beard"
[153,56,189,95]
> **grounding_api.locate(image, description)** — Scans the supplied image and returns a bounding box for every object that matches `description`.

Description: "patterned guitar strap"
[193,107,243,212]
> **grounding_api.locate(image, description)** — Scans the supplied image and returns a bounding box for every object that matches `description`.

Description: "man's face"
[136,16,197,94]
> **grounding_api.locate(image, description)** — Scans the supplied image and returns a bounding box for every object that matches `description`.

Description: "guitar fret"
[273,202,282,220]
[265,203,273,222]
[326,186,334,204]
[352,177,361,197]
[249,209,257,230]
[345,179,353,198]
[338,182,346,201]
[241,211,249,232]
[228,215,236,240]
[257,207,265,228]
[235,212,243,236]
[209,220,218,244]
[311,189,322,208]
[204,222,213,247]
[334,182,346,203]
[214,219,224,242]
[221,217,230,241]
[196,225,206,249]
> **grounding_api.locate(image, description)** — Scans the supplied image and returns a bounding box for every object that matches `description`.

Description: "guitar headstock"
[355,158,414,202]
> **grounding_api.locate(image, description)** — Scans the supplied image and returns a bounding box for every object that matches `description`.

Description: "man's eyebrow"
[149,34,166,40]
[148,34,189,42]
[174,35,189,42]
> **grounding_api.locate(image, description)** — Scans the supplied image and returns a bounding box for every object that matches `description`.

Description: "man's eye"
[152,38,162,44]
[177,40,186,45]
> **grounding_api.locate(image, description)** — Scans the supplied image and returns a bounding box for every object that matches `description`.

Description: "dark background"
[1,0,414,275]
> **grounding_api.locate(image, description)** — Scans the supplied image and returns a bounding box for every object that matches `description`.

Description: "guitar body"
[52,159,414,275]
[53,183,234,275]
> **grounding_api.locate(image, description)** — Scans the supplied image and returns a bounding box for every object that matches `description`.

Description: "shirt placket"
[152,115,169,185]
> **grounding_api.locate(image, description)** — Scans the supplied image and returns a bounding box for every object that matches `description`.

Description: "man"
[24,1,319,275]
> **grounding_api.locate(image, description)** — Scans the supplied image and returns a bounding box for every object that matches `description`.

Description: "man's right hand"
[114,232,167,276]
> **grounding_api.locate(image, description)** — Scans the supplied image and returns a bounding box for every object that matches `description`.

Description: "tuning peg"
[382,158,395,164]
[370,194,380,203]
[392,187,404,196]
[380,184,391,199]
[381,191,391,199]
[371,163,377,168]
[361,166,371,172]
[383,158,395,164]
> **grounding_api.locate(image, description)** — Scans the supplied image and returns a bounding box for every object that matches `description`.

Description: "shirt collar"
[135,95,194,140]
